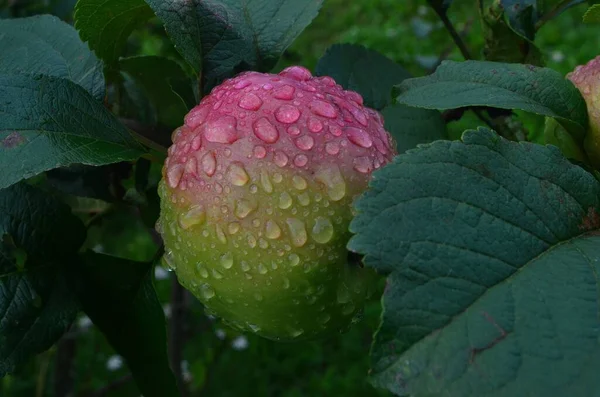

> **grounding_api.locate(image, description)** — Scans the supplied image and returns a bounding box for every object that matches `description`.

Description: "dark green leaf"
[583,4,600,22]
[74,0,154,67]
[145,0,323,91]
[0,183,85,376]
[315,44,411,110]
[0,15,104,99]
[350,127,600,397]
[395,60,588,141]
[426,0,453,13]
[0,74,145,190]
[120,56,192,129]
[72,252,179,397]
[46,163,132,202]
[381,104,447,154]
[501,0,537,40]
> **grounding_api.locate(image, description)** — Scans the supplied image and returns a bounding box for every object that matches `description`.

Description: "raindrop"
[287,125,300,136]
[228,163,250,186]
[257,264,268,274]
[166,165,184,188]
[294,154,308,167]
[278,192,293,209]
[273,173,283,183]
[212,269,224,279]
[292,175,307,190]
[247,234,257,248]
[205,116,239,143]
[240,261,251,272]
[254,145,267,158]
[342,303,355,315]
[337,284,351,304]
[185,157,198,175]
[288,328,304,338]
[353,156,373,174]
[260,170,273,193]
[325,142,340,155]
[318,313,331,324]
[197,265,209,278]
[288,253,300,267]
[228,222,241,234]
[178,205,206,229]
[308,117,324,133]
[311,217,334,244]
[280,66,312,81]
[265,220,282,239]
[273,85,296,100]
[310,100,338,118]
[315,165,346,201]
[295,135,314,151]
[185,107,210,129]
[286,218,307,247]
[201,152,217,176]
[274,151,289,167]
[254,293,264,301]
[283,277,290,289]
[238,93,263,110]
[220,252,234,269]
[275,105,301,124]
[235,199,256,218]
[297,192,310,206]
[345,127,373,148]
[234,80,252,89]
[253,118,279,143]
[216,225,227,244]
[200,284,215,300]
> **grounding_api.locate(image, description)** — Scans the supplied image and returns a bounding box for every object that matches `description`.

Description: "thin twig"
[120,118,171,153]
[83,374,133,397]
[54,335,77,397]
[535,0,582,31]
[169,275,189,397]
[431,6,472,59]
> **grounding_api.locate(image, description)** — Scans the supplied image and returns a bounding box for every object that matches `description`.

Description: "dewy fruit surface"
[568,55,600,167]
[157,66,397,340]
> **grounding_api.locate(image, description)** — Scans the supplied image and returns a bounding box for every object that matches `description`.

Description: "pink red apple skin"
[568,56,600,167]
[157,66,397,340]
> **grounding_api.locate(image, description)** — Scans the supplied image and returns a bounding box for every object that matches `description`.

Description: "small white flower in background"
[551,50,565,63]
[106,355,123,371]
[231,335,249,351]
[154,266,169,281]
[206,314,216,321]
[77,315,93,329]
[163,304,172,318]
[215,328,226,340]
[181,360,193,382]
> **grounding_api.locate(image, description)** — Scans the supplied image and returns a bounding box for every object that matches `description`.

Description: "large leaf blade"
[146,0,323,90]
[0,14,104,99]
[72,252,180,397]
[395,61,588,141]
[74,0,154,67]
[315,44,411,110]
[0,183,85,376]
[0,74,145,189]
[349,128,600,396]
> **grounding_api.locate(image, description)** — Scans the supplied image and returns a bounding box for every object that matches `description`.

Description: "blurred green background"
[1,0,599,396]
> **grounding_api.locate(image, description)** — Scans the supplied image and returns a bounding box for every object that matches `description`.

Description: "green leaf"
[381,104,447,154]
[0,183,85,376]
[395,60,588,142]
[46,163,131,202]
[145,0,323,91]
[120,56,192,129]
[0,74,145,190]
[74,0,154,67]
[500,0,537,40]
[583,4,600,22]
[315,44,411,110]
[0,14,104,100]
[72,252,179,397]
[349,127,600,397]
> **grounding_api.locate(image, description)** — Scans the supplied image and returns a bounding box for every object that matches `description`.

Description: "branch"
[53,335,77,397]
[120,118,172,154]
[430,5,472,59]
[536,0,585,31]
[169,275,190,397]
[83,374,133,397]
